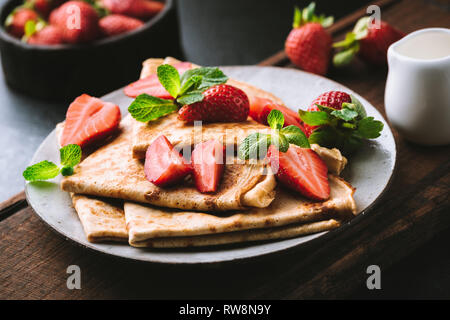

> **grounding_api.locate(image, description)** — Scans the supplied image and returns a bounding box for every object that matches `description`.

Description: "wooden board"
[1,0,449,299]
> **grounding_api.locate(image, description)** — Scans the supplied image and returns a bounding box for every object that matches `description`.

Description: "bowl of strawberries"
[0,0,180,100]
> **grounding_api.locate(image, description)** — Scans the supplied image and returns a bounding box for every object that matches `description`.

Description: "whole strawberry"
[49,1,100,44]
[99,14,144,37]
[285,3,333,75]
[333,16,405,67]
[303,91,351,136]
[28,24,64,45]
[26,0,52,17]
[101,0,164,20]
[5,7,38,38]
[178,84,250,123]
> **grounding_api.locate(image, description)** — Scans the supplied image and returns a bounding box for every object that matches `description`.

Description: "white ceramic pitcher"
[385,28,450,146]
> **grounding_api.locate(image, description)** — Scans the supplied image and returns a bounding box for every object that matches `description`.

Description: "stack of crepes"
[60,57,357,248]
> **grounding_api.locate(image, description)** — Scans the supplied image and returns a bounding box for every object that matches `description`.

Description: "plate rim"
[25,65,397,264]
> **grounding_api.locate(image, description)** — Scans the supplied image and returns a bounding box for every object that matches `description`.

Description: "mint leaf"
[177,91,204,106]
[179,75,202,96]
[238,133,271,160]
[356,117,384,139]
[271,132,289,152]
[298,110,331,126]
[23,160,60,182]
[60,144,81,167]
[281,125,310,148]
[61,166,74,177]
[128,94,178,122]
[331,107,359,121]
[180,67,228,91]
[308,127,338,148]
[157,64,181,99]
[347,95,367,118]
[267,110,284,130]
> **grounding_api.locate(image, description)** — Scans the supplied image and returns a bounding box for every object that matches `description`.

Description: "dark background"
[0,0,449,299]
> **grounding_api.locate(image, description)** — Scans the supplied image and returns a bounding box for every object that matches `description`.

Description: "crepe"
[71,194,127,243]
[124,174,355,247]
[131,57,282,159]
[61,115,277,211]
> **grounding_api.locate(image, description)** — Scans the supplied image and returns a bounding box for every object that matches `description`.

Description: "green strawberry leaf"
[238,132,272,160]
[128,94,178,122]
[320,15,334,28]
[60,144,82,167]
[24,20,37,38]
[176,91,204,106]
[267,110,284,130]
[180,67,228,91]
[298,110,331,126]
[333,32,356,48]
[293,6,302,28]
[302,2,316,22]
[23,160,60,182]
[157,64,181,99]
[281,125,310,148]
[331,107,359,121]
[353,16,370,40]
[356,117,384,139]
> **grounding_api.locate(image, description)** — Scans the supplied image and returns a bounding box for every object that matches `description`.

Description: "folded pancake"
[71,194,127,243]
[124,174,355,247]
[132,57,283,159]
[61,115,277,211]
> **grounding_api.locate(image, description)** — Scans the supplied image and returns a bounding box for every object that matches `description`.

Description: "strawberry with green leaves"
[333,16,405,67]
[239,110,330,201]
[285,2,333,75]
[128,64,249,124]
[298,92,384,154]
[5,6,39,38]
[23,144,82,181]
[24,20,64,45]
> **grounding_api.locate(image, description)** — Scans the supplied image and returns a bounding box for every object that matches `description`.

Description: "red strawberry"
[267,144,330,201]
[27,25,64,45]
[49,1,100,44]
[191,140,225,193]
[144,135,192,187]
[285,22,332,75]
[124,62,192,98]
[285,4,333,75]
[303,91,352,136]
[99,14,144,37]
[26,0,52,17]
[250,96,306,134]
[359,20,405,65]
[5,7,38,38]
[61,94,121,148]
[101,0,164,20]
[178,84,250,124]
[333,17,405,67]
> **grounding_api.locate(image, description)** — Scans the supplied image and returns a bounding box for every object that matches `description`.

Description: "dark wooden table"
[1,0,449,299]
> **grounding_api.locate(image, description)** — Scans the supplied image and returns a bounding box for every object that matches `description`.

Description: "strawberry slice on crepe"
[144,135,192,187]
[61,94,121,148]
[249,97,306,134]
[191,140,225,193]
[267,144,330,201]
[124,62,192,98]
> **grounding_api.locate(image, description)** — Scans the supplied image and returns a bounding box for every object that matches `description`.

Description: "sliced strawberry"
[191,140,225,193]
[249,96,306,134]
[144,135,192,187]
[124,62,192,98]
[267,144,330,201]
[61,94,121,148]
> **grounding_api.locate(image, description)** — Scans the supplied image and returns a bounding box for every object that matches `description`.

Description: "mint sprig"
[128,65,229,122]
[238,110,310,160]
[23,144,82,182]
[299,95,383,154]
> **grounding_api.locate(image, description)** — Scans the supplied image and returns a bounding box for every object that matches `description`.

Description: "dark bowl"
[0,0,181,101]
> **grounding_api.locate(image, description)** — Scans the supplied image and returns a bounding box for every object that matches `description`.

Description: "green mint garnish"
[23,144,82,182]
[128,94,178,122]
[128,65,229,123]
[238,110,310,160]
[299,95,383,154]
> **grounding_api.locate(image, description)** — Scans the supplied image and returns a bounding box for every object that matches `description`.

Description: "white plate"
[25,66,396,264]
